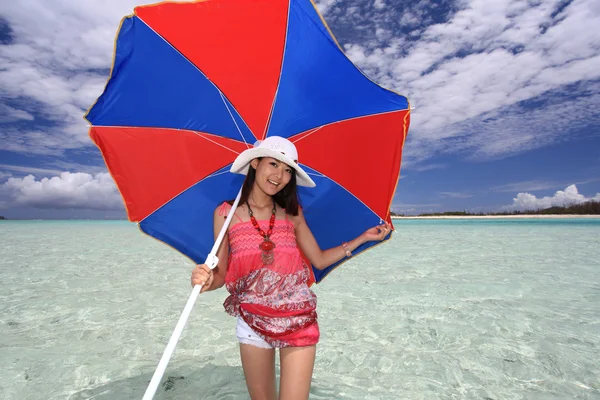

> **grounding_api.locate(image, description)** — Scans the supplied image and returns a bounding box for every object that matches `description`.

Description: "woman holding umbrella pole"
[84,1,409,398]
[191,136,391,400]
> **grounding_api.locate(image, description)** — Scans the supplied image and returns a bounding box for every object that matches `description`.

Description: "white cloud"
[339,0,600,164]
[315,0,339,14]
[0,127,88,155]
[490,178,600,193]
[0,0,336,156]
[406,163,445,172]
[1,0,599,166]
[46,161,108,175]
[0,164,64,176]
[0,104,34,123]
[490,180,564,193]
[440,191,473,199]
[398,11,422,28]
[0,172,12,181]
[0,172,122,210]
[391,202,441,214]
[373,0,385,10]
[0,0,194,155]
[504,184,600,211]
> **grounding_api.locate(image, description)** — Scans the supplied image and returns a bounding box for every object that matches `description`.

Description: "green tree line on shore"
[391,200,600,217]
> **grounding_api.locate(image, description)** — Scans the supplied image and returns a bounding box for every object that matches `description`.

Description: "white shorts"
[236,317,273,349]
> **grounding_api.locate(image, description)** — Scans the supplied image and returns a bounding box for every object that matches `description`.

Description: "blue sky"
[1,0,599,218]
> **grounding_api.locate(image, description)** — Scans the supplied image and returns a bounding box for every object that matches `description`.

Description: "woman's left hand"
[361,221,392,242]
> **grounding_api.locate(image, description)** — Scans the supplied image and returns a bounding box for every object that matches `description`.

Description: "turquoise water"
[1,219,599,399]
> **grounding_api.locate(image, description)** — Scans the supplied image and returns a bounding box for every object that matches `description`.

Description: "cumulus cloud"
[0,172,122,210]
[504,184,600,211]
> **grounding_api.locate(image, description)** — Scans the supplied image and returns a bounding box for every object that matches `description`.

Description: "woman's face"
[251,157,293,196]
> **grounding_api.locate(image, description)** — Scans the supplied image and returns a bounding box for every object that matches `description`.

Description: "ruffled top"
[219,202,319,347]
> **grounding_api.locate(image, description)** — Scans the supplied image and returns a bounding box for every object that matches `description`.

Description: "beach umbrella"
[85,0,410,397]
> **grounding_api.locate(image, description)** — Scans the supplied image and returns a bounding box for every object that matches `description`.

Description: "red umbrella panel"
[85,0,411,283]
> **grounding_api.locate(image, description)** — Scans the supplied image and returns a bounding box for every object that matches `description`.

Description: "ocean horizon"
[1,218,599,399]
[1,213,599,222]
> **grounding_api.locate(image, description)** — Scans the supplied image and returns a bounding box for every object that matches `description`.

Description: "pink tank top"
[219,202,319,348]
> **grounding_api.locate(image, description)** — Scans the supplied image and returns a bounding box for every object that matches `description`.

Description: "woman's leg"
[240,343,277,400]
[278,346,317,400]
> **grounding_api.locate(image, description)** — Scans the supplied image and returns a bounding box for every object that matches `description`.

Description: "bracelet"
[341,242,352,257]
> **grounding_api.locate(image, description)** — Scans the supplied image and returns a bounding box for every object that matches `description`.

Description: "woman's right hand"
[191,264,214,292]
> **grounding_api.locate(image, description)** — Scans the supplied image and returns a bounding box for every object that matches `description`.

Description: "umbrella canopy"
[85,0,410,283]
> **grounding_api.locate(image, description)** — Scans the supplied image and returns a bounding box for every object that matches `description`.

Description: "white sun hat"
[230,136,316,187]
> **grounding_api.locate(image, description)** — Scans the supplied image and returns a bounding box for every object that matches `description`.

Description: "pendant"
[260,239,275,265]
[260,239,275,251]
[261,250,274,265]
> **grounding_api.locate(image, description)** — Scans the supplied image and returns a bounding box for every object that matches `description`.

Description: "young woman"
[191,136,391,400]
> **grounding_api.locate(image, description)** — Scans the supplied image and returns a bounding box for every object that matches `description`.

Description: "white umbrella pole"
[142,187,243,400]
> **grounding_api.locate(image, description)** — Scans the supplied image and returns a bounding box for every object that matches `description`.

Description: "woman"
[191,136,390,400]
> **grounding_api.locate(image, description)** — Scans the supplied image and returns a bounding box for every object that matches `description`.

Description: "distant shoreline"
[1,215,599,221]
[392,214,600,219]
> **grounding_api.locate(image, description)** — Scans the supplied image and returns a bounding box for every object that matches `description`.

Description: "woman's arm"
[293,207,391,270]
[208,205,230,290]
[196,206,230,292]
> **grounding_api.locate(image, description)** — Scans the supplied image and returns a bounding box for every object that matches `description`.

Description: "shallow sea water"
[1,219,599,399]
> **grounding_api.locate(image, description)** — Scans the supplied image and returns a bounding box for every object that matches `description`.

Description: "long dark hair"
[233,158,300,216]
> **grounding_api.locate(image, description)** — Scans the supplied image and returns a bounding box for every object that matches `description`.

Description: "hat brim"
[230,148,316,187]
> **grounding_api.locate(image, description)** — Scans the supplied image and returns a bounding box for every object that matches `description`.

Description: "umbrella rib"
[307,0,410,102]
[263,1,409,141]
[192,132,242,155]
[306,166,387,223]
[289,126,323,145]
[91,125,243,155]
[138,164,234,225]
[220,91,252,148]
[206,169,232,179]
[135,17,255,146]
[290,109,407,144]
[291,109,408,222]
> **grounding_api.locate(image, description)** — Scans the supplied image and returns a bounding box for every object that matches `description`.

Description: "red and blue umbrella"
[85,0,409,395]
[86,0,410,283]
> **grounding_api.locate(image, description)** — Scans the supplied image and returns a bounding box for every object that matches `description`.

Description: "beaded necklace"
[246,200,277,265]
